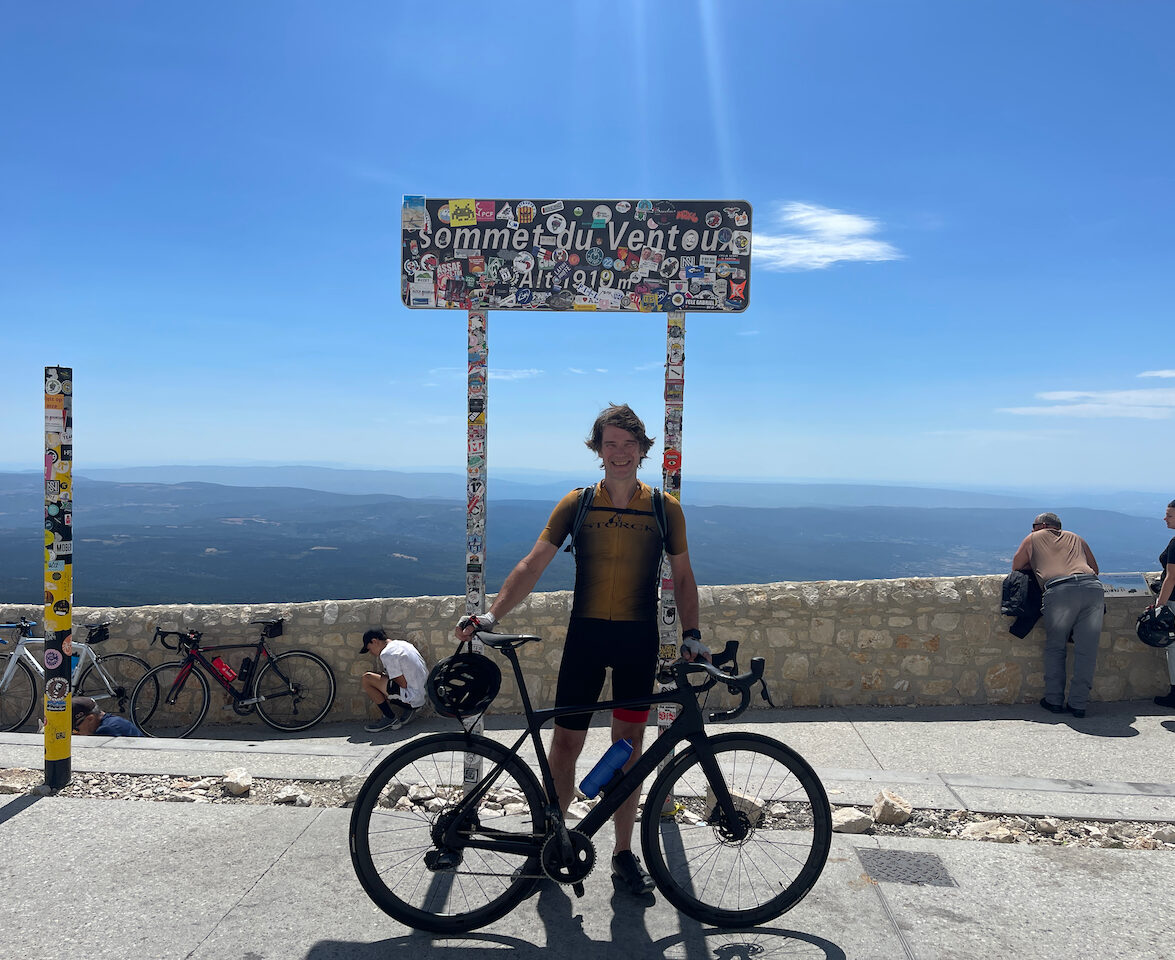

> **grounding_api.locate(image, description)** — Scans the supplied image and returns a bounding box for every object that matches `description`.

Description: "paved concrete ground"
[3,699,1174,960]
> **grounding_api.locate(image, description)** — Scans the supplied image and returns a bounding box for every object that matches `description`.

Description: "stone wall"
[2,575,1168,728]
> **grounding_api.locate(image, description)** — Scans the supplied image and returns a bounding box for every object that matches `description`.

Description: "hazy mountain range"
[0,468,1168,606]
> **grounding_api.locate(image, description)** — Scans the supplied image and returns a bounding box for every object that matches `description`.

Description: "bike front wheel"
[350,733,546,934]
[0,655,37,732]
[253,651,336,731]
[131,662,210,738]
[641,732,832,928]
[76,653,151,718]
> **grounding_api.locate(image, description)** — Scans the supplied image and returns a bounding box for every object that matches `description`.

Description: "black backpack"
[564,483,668,556]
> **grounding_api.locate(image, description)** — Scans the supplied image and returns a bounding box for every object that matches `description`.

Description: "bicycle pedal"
[572,882,585,899]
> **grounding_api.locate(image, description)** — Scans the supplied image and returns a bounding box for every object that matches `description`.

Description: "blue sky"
[3,1,1173,491]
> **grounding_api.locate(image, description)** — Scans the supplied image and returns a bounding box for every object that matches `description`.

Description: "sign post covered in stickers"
[44,366,74,788]
[401,195,752,781]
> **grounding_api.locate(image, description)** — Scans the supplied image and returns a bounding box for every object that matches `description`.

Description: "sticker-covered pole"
[43,365,74,789]
[656,312,685,796]
[465,309,488,787]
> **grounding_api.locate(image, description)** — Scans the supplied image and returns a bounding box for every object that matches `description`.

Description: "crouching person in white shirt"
[360,628,427,733]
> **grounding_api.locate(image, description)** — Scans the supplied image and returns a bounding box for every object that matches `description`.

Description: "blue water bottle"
[579,738,634,799]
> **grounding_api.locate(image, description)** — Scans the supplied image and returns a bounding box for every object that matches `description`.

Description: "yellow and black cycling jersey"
[540,480,687,622]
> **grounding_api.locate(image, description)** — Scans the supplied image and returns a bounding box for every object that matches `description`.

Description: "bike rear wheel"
[641,732,831,928]
[131,662,210,738]
[350,732,546,933]
[253,651,336,731]
[76,653,151,718]
[0,655,37,732]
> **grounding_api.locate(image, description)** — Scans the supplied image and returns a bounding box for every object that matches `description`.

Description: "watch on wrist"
[682,628,702,641]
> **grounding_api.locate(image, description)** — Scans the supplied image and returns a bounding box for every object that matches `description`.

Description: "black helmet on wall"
[1136,605,1175,648]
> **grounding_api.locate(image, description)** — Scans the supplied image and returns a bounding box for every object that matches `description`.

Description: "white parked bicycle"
[0,618,153,732]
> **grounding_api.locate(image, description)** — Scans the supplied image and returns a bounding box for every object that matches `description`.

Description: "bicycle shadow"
[302,880,846,960]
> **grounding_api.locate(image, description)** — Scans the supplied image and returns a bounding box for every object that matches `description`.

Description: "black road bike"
[129,618,336,738]
[349,631,831,933]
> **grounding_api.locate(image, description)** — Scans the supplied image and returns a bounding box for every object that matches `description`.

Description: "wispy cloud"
[567,367,586,375]
[1139,369,1175,378]
[1001,387,1175,419]
[489,369,543,381]
[596,368,608,374]
[754,202,903,271]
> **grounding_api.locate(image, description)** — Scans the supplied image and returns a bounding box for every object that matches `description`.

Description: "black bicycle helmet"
[1136,605,1175,648]
[427,647,502,719]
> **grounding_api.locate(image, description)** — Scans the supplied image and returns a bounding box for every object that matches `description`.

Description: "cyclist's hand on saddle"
[455,612,497,641]
[679,630,712,663]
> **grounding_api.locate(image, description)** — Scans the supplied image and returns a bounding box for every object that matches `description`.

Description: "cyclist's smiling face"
[600,425,641,482]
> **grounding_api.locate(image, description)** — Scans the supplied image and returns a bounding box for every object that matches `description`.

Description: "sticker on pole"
[402,197,752,312]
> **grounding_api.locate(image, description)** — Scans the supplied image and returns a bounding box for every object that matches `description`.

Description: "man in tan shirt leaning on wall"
[1012,512,1103,719]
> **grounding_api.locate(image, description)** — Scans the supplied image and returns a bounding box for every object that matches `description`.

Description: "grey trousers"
[1041,577,1104,710]
[1166,603,1175,684]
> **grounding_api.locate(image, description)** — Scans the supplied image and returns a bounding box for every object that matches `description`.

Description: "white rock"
[273,785,302,804]
[1034,817,1060,835]
[1150,825,1175,844]
[870,789,913,826]
[191,778,217,790]
[223,768,252,796]
[503,802,528,816]
[961,821,1015,842]
[831,808,874,834]
[294,794,312,808]
[408,783,436,803]
[566,800,594,820]
[339,775,365,804]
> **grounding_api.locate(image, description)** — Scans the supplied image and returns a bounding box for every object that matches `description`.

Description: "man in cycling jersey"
[455,403,703,895]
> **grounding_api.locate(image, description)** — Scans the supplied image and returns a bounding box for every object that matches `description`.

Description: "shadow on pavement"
[303,923,846,960]
[303,877,846,960]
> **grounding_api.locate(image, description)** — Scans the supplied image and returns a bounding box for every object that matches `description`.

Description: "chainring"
[541,829,596,885]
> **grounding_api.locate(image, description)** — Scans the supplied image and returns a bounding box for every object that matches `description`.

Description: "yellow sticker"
[44,696,72,761]
[449,199,477,227]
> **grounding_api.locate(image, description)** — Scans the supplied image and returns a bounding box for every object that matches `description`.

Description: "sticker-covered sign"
[402,197,752,313]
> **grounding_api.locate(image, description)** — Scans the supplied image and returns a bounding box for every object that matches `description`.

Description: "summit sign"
[402,196,752,313]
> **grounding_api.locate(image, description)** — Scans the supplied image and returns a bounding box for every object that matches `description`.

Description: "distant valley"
[0,470,1166,606]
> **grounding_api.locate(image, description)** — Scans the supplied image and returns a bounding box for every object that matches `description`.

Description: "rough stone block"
[984,661,1023,702]
[781,654,809,681]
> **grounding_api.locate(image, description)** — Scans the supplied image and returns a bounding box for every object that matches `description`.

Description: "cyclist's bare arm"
[455,538,558,640]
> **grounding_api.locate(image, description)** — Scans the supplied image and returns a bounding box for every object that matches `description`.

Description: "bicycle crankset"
[541,829,596,885]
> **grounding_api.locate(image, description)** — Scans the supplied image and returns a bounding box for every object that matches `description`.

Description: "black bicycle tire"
[640,732,832,928]
[253,650,336,731]
[350,732,546,933]
[0,655,37,732]
[76,653,151,717]
[131,661,210,738]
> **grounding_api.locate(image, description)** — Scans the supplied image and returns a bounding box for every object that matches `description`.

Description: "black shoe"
[1039,697,1066,715]
[1066,704,1086,719]
[611,851,655,895]
[1153,689,1175,709]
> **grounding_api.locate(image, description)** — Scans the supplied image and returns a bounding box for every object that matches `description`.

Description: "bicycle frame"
[438,640,749,858]
[1,635,102,692]
[164,637,274,706]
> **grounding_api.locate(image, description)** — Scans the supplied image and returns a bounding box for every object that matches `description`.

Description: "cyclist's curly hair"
[585,403,655,465]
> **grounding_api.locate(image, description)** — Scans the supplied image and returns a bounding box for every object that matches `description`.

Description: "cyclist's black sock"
[378,701,397,719]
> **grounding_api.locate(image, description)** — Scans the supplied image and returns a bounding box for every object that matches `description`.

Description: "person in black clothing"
[1151,499,1175,710]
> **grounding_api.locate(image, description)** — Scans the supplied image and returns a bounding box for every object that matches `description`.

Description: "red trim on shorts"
[613,707,649,723]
